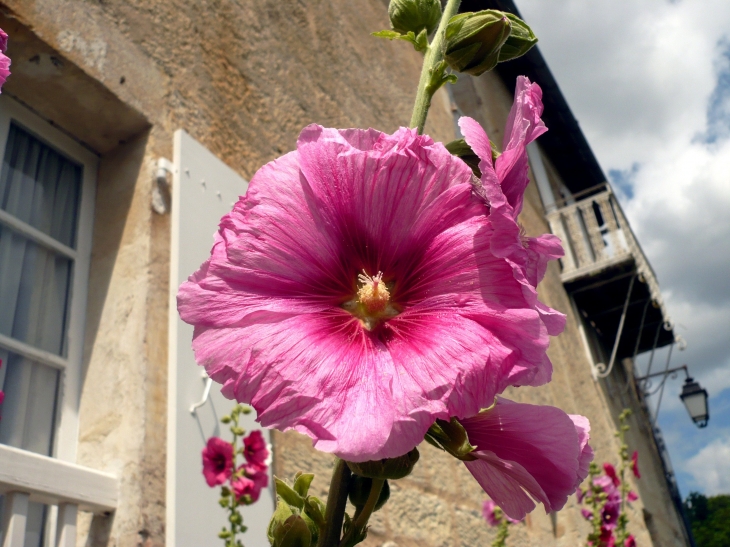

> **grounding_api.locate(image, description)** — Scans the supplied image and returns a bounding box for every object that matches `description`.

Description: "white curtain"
[0,123,82,547]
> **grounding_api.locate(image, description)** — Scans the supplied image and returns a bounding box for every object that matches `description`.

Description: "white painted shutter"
[167,130,275,547]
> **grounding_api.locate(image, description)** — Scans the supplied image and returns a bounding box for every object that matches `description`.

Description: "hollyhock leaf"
[461,398,593,520]
[372,30,404,40]
[179,116,561,462]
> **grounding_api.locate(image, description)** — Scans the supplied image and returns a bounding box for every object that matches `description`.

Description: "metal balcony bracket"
[595,273,637,379]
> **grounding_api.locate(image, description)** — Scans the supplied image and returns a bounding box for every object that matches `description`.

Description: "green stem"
[492,519,509,547]
[318,459,352,547]
[338,479,384,547]
[409,0,462,133]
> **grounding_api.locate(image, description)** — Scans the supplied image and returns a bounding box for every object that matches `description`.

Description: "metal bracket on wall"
[152,157,173,214]
[189,370,213,415]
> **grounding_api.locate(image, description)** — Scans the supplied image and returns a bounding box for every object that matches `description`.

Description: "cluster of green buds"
[374,0,537,76]
[268,449,420,547]
[268,473,326,547]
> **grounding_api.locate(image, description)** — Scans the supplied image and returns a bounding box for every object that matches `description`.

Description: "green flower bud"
[444,10,512,76]
[348,476,391,512]
[346,447,420,480]
[272,515,311,547]
[388,0,442,36]
[498,13,537,62]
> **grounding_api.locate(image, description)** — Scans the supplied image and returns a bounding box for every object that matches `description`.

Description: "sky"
[515,0,730,498]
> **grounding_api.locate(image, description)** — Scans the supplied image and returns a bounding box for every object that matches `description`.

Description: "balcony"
[545,184,674,361]
[0,444,117,547]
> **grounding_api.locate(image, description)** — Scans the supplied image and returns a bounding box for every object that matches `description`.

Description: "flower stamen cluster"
[342,270,399,331]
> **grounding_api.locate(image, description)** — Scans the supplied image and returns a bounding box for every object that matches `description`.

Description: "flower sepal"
[270,515,312,547]
[498,13,538,62]
[346,448,420,480]
[424,417,477,461]
[444,10,512,76]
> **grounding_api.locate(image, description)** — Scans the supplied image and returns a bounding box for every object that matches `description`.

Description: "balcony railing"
[546,184,664,307]
[0,444,117,547]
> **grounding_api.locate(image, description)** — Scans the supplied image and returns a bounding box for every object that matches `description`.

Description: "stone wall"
[0,0,689,545]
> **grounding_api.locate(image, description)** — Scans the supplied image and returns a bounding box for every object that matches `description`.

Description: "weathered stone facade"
[0,0,690,546]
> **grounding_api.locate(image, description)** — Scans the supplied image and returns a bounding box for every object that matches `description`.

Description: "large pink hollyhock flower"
[459,76,566,339]
[243,430,269,471]
[0,29,10,93]
[460,398,593,521]
[202,437,234,487]
[178,115,557,461]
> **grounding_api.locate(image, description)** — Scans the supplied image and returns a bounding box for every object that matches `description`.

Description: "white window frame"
[0,95,97,464]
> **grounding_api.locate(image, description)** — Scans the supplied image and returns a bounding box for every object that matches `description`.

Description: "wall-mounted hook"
[190,370,213,415]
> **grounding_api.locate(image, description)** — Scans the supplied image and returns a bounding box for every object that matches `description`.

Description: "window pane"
[0,350,60,456]
[0,225,73,356]
[0,123,82,248]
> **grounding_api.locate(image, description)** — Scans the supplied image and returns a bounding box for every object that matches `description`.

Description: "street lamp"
[680,377,710,428]
[636,365,710,429]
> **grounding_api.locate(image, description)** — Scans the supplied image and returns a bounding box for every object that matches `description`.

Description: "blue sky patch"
[608,162,640,200]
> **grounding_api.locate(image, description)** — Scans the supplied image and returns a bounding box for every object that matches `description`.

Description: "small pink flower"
[243,430,269,471]
[603,463,620,487]
[627,490,638,502]
[581,508,594,521]
[460,398,593,521]
[575,486,585,503]
[232,464,269,503]
[482,499,520,526]
[178,81,561,462]
[624,535,636,547]
[482,499,501,527]
[201,437,234,487]
[631,451,640,479]
[0,29,10,93]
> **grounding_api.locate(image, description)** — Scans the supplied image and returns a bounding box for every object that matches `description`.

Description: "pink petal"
[461,398,593,519]
[497,76,547,215]
[570,414,594,489]
[465,450,549,520]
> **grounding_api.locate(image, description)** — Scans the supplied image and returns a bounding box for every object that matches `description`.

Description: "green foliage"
[684,492,730,547]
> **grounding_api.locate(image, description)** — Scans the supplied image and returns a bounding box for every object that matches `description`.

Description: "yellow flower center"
[357,271,390,314]
[342,270,399,330]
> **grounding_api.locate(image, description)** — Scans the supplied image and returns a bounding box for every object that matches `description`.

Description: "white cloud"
[684,438,730,495]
